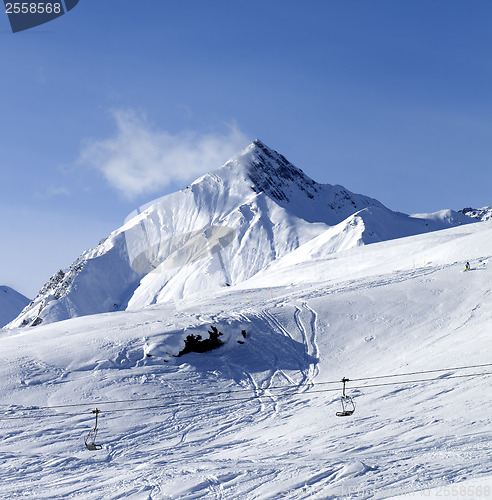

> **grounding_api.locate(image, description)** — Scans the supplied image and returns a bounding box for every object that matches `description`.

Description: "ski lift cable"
[0,370,490,421]
[306,371,492,395]
[0,362,490,413]
[347,362,492,382]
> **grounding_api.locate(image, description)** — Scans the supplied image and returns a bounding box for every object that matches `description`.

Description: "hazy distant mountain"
[0,286,30,328]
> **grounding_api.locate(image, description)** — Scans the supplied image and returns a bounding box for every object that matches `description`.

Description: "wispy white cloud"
[79,109,249,199]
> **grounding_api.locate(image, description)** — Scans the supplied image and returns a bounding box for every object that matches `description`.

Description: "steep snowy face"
[250,206,478,278]
[226,139,387,225]
[9,139,391,328]
[459,206,492,222]
[7,232,145,328]
[0,286,30,328]
[4,141,326,326]
[235,140,320,205]
[9,140,470,329]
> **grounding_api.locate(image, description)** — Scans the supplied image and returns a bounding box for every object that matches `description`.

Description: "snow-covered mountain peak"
[225,139,319,204]
[195,139,386,225]
[182,138,321,217]
[459,206,492,221]
[7,140,479,329]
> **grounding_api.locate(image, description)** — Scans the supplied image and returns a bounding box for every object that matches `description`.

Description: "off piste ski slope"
[7,140,473,329]
[0,220,491,499]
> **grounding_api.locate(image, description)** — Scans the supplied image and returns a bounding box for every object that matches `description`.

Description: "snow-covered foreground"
[1,222,491,499]
[389,475,492,499]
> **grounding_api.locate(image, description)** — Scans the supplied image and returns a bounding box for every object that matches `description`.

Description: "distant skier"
[464,261,470,271]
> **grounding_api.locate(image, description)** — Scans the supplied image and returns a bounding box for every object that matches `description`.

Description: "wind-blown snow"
[0,221,491,498]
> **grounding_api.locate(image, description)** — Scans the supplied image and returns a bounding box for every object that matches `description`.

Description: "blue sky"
[1,0,492,297]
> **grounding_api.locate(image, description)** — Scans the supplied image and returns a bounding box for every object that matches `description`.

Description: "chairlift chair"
[85,408,102,450]
[336,378,355,417]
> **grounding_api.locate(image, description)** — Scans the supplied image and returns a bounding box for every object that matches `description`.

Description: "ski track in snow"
[285,263,451,307]
[293,301,320,387]
[260,308,311,388]
[1,228,492,498]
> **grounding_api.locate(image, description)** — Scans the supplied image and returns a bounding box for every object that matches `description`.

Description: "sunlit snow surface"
[7,140,475,330]
[0,222,491,499]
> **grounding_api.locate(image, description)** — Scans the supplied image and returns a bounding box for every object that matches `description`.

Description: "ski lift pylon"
[336,377,355,417]
[85,408,102,450]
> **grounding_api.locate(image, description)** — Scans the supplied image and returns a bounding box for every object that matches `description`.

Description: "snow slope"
[389,476,492,499]
[7,140,475,329]
[0,286,30,328]
[246,205,476,272]
[0,221,491,499]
